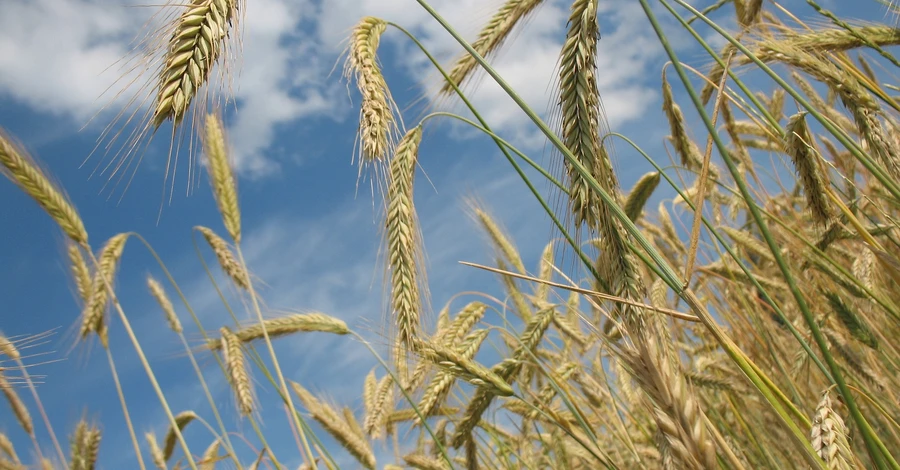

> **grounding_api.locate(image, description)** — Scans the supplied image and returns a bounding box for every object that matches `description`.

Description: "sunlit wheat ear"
[203,113,241,243]
[196,226,251,290]
[220,327,254,415]
[557,0,613,230]
[417,329,489,422]
[69,420,101,470]
[290,382,377,470]
[783,112,834,226]
[661,69,704,171]
[811,390,854,470]
[364,375,393,438]
[624,172,661,223]
[147,276,182,334]
[451,308,554,448]
[0,130,88,245]
[198,439,221,469]
[68,243,93,306]
[154,0,239,129]
[80,234,129,348]
[419,340,514,396]
[146,432,166,470]
[440,0,546,94]
[0,333,20,361]
[386,126,425,372]
[345,17,396,166]
[403,453,448,470]
[0,432,19,464]
[470,204,526,274]
[204,313,349,349]
[0,371,32,435]
[163,411,197,462]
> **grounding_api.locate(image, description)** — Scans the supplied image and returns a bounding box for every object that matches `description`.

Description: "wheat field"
[2,0,900,469]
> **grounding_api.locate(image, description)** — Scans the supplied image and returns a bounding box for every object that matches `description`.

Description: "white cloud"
[1,0,664,175]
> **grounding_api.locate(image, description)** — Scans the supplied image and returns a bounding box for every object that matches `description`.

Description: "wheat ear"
[203,113,241,242]
[80,234,129,348]
[441,0,546,94]
[345,17,395,164]
[154,0,238,128]
[205,313,348,350]
[0,129,87,245]
[196,226,250,290]
[386,126,425,370]
[220,327,254,415]
[291,382,376,469]
[148,276,182,334]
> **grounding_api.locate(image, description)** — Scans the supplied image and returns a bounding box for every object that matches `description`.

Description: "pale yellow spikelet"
[145,432,166,470]
[196,226,250,290]
[535,242,555,302]
[198,439,221,470]
[205,313,348,350]
[69,419,101,470]
[203,113,241,243]
[0,432,18,464]
[290,382,376,469]
[80,234,129,347]
[403,453,449,470]
[221,327,254,415]
[0,129,88,245]
[417,329,489,422]
[386,126,425,362]
[345,17,395,164]
[441,0,546,94]
[471,205,526,274]
[811,390,854,469]
[147,276,182,334]
[68,242,93,306]
[419,340,513,396]
[154,0,239,128]
[163,411,197,462]
[364,375,393,439]
[662,70,704,171]
[784,112,834,225]
[0,333,19,362]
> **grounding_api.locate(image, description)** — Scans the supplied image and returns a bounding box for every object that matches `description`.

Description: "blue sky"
[0,0,887,468]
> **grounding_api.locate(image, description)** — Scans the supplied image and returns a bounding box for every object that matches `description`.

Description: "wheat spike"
[68,243,93,306]
[221,327,254,415]
[198,439,221,470]
[624,172,661,222]
[811,390,854,470]
[0,432,18,464]
[0,372,32,436]
[205,313,348,350]
[79,234,129,347]
[148,276,182,334]
[145,433,166,470]
[345,17,395,164]
[69,420,100,470]
[154,0,238,128]
[386,126,425,370]
[290,382,376,469]
[441,0,545,94]
[784,112,833,225]
[197,226,250,290]
[163,411,197,462]
[0,129,88,245]
[203,113,241,242]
